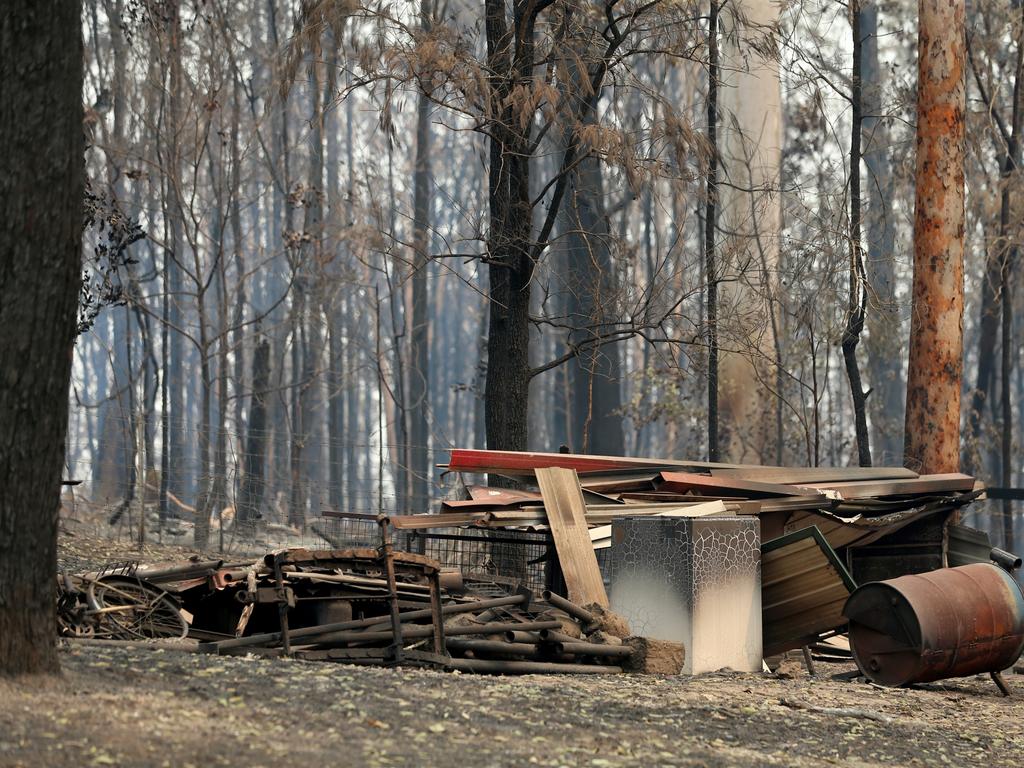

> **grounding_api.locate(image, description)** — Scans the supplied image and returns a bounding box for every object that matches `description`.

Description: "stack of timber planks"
[420,449,981,551]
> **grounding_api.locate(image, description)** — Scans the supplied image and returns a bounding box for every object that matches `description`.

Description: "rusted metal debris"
[844,563,1024,690]
[57,566,188,641]
[58,525,634,674]
[182,544,628,674]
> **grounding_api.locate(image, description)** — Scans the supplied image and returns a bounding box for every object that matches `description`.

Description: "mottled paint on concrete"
[607,517,762,674]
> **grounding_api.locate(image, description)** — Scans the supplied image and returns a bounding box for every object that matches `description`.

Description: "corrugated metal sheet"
[761,526,856,656]
[947,523,993,567]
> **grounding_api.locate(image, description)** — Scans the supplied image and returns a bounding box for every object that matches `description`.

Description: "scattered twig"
[779,697,893,724]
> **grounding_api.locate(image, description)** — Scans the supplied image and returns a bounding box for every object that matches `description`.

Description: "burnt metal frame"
[270,537,450,665]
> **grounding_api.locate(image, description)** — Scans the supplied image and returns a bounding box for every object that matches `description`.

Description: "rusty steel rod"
[282,571,432,594]
[309,620,563,647]
[542,590,596,627]
[199,593,529,652]
[134,560,224,583]
[538,629,582,643]
[446,639,558,656]
[558,642,634,659]
[444,657,623,675]
[504,630,541,644]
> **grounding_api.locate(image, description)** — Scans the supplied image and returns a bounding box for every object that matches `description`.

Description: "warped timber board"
[578,472,663,492]
[536,467,609,607]
[710,465,918,484]
[658,471,825,499]
[446,449,713,475]
[795,473,976,498]
[618,491,747,503]
[467,485,542,503]
[387,512,487,529]
[444,486,618,512]
[589,500,729,549]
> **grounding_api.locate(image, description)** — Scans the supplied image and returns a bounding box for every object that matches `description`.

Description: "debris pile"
[57,530,648,674]
[60,447,1024,687]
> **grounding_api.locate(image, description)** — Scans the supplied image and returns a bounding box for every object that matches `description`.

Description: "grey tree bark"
[859,1,903,465]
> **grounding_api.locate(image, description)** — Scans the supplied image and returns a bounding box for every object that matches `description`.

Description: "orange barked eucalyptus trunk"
[903,0,966,474]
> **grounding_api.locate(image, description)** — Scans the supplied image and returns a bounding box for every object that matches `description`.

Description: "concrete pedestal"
[607,516,762,674]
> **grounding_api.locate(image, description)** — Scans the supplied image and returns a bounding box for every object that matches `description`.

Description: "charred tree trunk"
[483,0,534,455]
[705,0,720,461]
[238,337,270,529]
[843,0,872,467]
[564,147,624,456]
[408,0,434,510]
[0,0,83,676]
[903,0,966,474]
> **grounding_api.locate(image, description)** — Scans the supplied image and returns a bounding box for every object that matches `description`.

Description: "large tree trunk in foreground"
[483,0,534,455]
[903,0,966,474]
[0,0,84,676]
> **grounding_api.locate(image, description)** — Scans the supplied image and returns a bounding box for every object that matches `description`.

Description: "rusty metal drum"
[843,563,1024,686]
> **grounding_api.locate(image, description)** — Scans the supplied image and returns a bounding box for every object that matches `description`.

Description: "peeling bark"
[903,0,966,474]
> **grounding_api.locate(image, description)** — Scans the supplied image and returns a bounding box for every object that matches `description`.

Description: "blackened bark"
[239,338,271,527]
[327,312,345,510]
[564,148,624,456]
[484,0,534,455]
[0,0,83,676]
[554,23,625,457]
[408,0,433,509]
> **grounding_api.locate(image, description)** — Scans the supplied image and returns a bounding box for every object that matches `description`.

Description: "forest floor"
[2,532,1021,767]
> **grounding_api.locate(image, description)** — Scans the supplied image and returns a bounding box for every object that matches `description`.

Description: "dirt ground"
[2,533,1021,767]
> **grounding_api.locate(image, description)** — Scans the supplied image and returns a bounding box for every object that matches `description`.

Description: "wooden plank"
[710,465,918,484]
[577,472,662,492]
[467,486,542,503]
[658,471,825,498]
[795,473,976,498]
[589,501,729,549]
[386,512,486,529]
[535,467,609,607]
[445,449,714,476]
